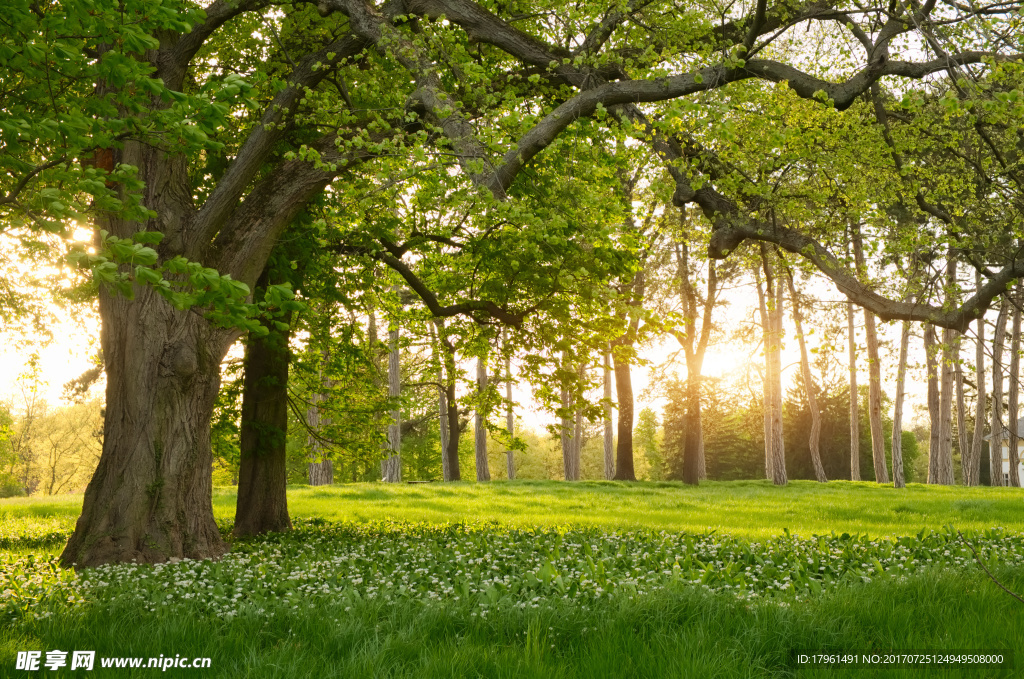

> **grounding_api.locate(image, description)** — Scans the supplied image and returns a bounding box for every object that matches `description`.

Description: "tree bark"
[848,297,861,482]
[954,339,968,486]
[891,318,911,488]
[924,324,942,484]
[786,271,827,483]
[572,361,585,478]
[307,351,333,486]
[966,294,985,486]
[611,342,636,481]
[234,296,293,537]
[505,336,515,481]
[60,284,232,567]
[382,322,401,482]
[753,265,774,481]
[991,298,1008,486]
[475,355,490,481]
[435,322,462,481]
[852,226,888,483]
[758,247,786,485]
[934,326,957,485]
[559,353,580,481]
[603,348,614,480]
[673,228,718,486]
[1008,292,1021,487]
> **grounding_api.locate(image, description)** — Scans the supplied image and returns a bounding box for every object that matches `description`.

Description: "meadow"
[2,481,1024,677]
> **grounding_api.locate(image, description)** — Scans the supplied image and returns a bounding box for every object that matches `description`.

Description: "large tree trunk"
[234,292,293,537]
[382,322,401,482]
[787,272,826,483]
[61,285,232,567]
[966,273,985,486]
[991,299,1008,486]
[475,356,490,481]
[1008,294,1021,487]
[611,343,636,481]
[891,319,911,488]
[603,348,614,480]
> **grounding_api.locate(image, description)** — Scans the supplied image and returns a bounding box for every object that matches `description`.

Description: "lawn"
[2,481,1024,677]
[6,480,1024,546]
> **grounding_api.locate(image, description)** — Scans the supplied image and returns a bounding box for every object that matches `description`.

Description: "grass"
[2,481,1024,677]
[5,480,1024,546]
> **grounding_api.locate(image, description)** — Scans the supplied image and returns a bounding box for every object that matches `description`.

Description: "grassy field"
[2,481,1024,677]
[5,479,1024,544]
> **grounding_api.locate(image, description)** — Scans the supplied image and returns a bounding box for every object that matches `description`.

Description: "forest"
[2,0,1024,675]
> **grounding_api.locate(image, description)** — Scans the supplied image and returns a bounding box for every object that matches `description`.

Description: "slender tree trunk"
[307,351,333,486]
[431,323,451,482]
[475,355,490,481]
[848,298,861,481]
[559,353,580,481]
[307,392,334,486]
[234,299,293,536]
[787,272,826,482]
[768,262,786,485]
[611,343,636,481]
[966,274,985,486]
[863,310,889,482]
[934,326,957,484]
[439,384,451,480]
[758,247,786,485]
[991,299,1008,486]
[603,348,614,480]
[673,232,718,486]
[924,325,942,484]
[852,227,888,483]
[966,274,983,485]
[382,322,401,482]
[436,325,462,481]
[891,319,911,488]
[1009,294,1021,487]
[753,266,774,481]
[954,341,969,486]
[505,336,515,481]
[572,361,585,479]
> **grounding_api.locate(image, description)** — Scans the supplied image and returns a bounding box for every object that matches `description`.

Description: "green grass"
[5,480,1024,547]
[2,481,1024,678]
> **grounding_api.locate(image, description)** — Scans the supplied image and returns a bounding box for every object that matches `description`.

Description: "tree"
[785,266,827,482]
[667,206,723,485]
[233,265,295,537]
[13,0,1006,567]
[602,347,614,480]
[853,224,889,483]
[474,354,490,482]
[754,247,786,485]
